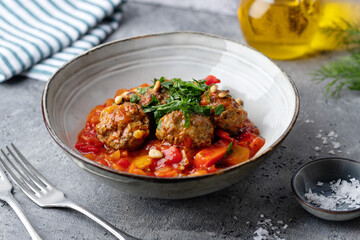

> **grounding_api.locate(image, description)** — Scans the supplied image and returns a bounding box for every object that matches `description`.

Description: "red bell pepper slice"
[205,75,221,85]
[162,146,182,164]
[116,158,130,169]
[236,132,265,158]
[75,142,101,154]
[215,129,233,141]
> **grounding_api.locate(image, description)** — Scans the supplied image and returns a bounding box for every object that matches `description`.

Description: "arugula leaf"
[130,94,140,103]
[225,141,233,158]
[214,104,224,115]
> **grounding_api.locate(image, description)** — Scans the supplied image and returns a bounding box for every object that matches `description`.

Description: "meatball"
[200,89,247,135]
[156,110,214,148]
[96,102,150,150]
[139,84,170,106]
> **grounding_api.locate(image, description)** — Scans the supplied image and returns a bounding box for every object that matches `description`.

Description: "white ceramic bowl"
[42,32,299,199]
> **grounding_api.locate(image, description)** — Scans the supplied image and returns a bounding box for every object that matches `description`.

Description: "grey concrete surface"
[1,2,360,240]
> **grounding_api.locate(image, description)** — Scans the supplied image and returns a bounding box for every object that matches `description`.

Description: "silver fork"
[0,144,138,240]
[0,156,42,240]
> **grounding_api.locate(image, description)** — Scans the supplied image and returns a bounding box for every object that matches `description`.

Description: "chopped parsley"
[225,141,233,158]
[141,77,211,127]
[130,94,140,103]
[142,95,159,108]
[206,91,210,102]
[137,87,148,95]
[214,104,224,115]
[157,119,162,130]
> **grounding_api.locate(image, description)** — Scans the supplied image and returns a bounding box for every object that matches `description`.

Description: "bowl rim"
[42,31,300,182]
[291,157,360,214]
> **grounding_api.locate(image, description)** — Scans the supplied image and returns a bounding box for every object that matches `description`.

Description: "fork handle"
[62,200,138,240]
[4,195,42,240]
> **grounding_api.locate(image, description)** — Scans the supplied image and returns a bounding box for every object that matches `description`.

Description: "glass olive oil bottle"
[311,0,360,51]
[238,0,320,60]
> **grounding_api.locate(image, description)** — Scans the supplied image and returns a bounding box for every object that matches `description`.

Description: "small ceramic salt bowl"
[292,158,360,221]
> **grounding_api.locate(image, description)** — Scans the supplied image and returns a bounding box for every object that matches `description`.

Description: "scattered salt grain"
[328,150,335,155]
[328,131,335,137]
[316,181,324,186]
[305,178,360,210]
[332,142,341,149]
[314,130,341,153]
[264,219,272,225]
[253,215,287,240]
[254,227,269,240]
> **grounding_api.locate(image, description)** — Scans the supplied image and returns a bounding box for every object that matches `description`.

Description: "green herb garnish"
[313,20,360,97]
[206,91,210,102]
[157,119,162,130]
[142,95,160,109]
[130,94,140,103]
[225,141,233,158]
[137,87,149,95]
[214,104,224,115]
[142,77,210,127]
[161,81,173,89]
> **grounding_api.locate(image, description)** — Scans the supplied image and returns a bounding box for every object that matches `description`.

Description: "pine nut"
[154,81,161,92]
[218,92,228,98]
[235,97,242,105]
[114,96,123,104]
[149,148,163,159]
[121,91,129,97]
[134,130,145,139]
[210,85,218,93]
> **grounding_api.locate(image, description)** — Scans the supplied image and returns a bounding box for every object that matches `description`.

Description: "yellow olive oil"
[238,0,320,60]
[311,0,360,51]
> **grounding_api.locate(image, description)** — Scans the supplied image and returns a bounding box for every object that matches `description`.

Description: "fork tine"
[0,155,38,197]
[0,160,6,178]
[10,143,53,188]
[1,148,43,195]
[6,145,47,192]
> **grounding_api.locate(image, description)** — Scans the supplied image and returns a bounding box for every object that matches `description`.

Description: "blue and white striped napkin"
[0,0,124,82]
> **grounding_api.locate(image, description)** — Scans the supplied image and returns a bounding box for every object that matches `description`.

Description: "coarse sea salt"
[313,130,342,154]
[316,181,324,186]
[305,178,360,210]
[253,215,287,240]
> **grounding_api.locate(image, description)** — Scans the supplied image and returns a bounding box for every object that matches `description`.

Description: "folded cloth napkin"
[0,0,124,82]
